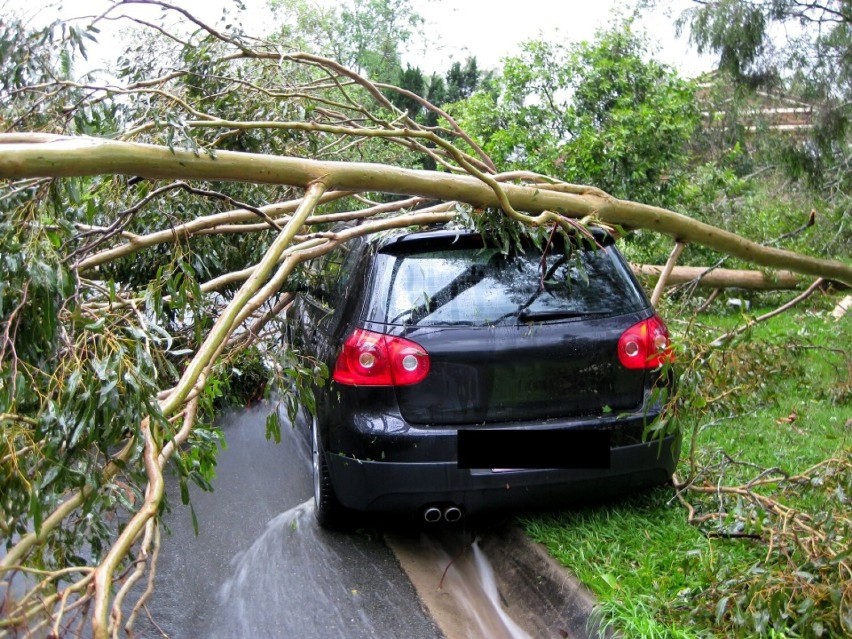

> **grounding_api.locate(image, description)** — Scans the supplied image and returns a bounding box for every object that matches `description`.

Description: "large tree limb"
[159,181,327,417]
[1,134,850,285]
[633,265,808,290]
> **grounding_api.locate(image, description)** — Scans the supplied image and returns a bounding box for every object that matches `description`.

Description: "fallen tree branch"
[650,240,686,306]
[76,189,353,271]
[633,265,807,290]
[2,134,850,285]
[670,208,819,296]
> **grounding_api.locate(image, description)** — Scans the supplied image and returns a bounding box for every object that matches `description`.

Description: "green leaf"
[715,596,730,623]
[190,501,200,536]
[179,477,190,506]
[266,410,281,444]
[30,488,43,535]
[600,573,618,590]
[85,317,105,332]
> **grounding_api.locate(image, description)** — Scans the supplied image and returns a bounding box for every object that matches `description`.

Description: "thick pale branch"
[77,190,352,271]
[158,181,327,417]
[92,421,162,639]
[1,134,850,285]
[199,204,455,293]
[651,241,687,306]
[633,265,807,290]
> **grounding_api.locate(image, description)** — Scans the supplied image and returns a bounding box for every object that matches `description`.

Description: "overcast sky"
[411,0,713,77]
[4,0,714,78]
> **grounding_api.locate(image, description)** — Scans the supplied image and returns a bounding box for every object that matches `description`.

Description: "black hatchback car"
[287,226,680,527]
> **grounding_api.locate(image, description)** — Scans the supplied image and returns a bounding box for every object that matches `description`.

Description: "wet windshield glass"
[366,244,646,326]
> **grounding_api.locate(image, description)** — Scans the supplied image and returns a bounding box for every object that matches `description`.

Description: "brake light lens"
[618,316,673,370]
[333,329,430,386]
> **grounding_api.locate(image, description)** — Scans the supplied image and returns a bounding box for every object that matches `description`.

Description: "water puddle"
[209,501,531,639]
[206,501,441,638]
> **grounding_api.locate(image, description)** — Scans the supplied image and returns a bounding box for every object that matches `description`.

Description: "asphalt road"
[138,403,443,639]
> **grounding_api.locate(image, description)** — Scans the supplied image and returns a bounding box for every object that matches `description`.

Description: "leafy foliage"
[449,24,700,208]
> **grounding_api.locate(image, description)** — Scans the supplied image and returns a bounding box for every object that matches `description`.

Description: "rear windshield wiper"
[518,308,609,322]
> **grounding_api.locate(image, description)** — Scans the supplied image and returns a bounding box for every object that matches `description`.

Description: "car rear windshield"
[364,240,647,327]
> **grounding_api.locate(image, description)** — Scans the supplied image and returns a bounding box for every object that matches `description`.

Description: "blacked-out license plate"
[457,429,610,470]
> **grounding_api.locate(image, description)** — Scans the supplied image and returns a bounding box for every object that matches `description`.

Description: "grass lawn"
[523,293,851,638]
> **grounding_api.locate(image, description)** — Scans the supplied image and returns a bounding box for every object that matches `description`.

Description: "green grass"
[523,295,851,638]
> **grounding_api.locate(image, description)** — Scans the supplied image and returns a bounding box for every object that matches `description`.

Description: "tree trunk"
[632,265,808,290]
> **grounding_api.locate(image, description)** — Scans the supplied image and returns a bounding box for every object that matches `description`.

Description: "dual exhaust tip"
[423,505,462,524]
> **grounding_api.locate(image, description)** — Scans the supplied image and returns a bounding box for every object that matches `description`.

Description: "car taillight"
[332,329,430,386]
[618,316,673,370]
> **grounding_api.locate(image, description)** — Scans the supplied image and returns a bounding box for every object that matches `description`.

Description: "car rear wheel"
[311,417,346,528]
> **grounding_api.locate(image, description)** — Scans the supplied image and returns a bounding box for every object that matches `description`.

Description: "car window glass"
[329,242,359,301]
[366,245,645,326]
[304,243,354,305]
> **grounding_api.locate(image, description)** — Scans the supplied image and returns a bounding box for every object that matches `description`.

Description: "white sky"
[411,0,713,77]
[3,0,714,78]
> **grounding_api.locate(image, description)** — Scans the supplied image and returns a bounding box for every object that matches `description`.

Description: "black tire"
[311,417,347,528]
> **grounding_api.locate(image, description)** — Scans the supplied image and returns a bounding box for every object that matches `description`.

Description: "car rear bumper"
[326,431,681,515]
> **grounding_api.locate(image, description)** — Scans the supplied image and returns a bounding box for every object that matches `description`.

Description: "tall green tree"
[674,0,849,86]
[445,57,484,103]
[658,0,851,255]
[668,0,852,198]
[449,24,699,208]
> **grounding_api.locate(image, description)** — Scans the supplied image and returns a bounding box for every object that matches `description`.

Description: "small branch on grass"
[695,288,721,313]
[707,532,764,539]
[710,278,825,346]
[672,448,852,639]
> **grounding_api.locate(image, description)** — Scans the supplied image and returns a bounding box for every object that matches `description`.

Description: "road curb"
[479,525,613,639]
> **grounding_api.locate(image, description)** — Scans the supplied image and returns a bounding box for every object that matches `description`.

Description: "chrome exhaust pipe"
[423,507,442,523]
[443,506,462,523]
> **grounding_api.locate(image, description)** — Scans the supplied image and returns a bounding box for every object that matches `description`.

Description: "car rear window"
[364,242,647,326]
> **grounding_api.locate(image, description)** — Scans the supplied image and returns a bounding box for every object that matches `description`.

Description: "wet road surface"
[139,403,443,638]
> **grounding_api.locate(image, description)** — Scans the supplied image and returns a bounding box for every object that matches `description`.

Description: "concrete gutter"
[386,524,613,639]
[479,525,613,639]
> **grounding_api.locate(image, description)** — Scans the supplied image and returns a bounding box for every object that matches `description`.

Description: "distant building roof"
[695,72,814,133]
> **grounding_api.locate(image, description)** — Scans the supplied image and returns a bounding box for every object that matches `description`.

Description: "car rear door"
[362,234,652,426]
